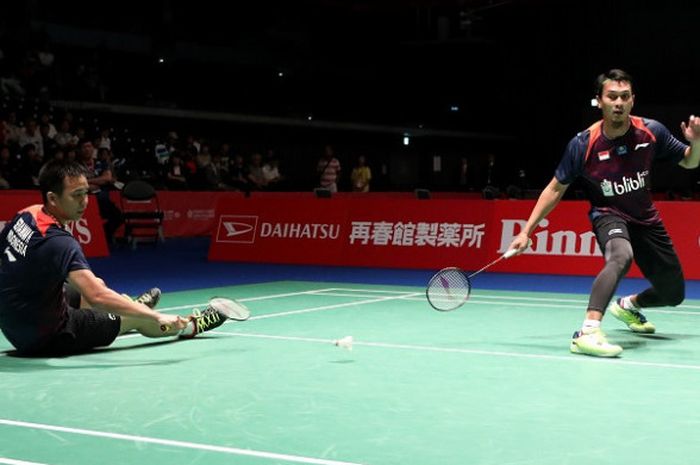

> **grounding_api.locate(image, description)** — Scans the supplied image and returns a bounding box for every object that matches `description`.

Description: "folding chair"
[119,180,164,249]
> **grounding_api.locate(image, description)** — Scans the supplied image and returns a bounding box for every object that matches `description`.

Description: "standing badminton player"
[508,69,700,357]
[0,160,238,356]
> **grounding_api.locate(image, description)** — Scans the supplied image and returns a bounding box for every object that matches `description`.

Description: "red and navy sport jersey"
[555,116,687,225]
[0,205,90,351]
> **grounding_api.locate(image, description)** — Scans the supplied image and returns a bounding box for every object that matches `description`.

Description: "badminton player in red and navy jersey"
[509,69,700,357]
[0,160,235,356]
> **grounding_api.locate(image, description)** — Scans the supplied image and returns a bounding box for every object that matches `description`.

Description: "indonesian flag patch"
[597,150,610,161]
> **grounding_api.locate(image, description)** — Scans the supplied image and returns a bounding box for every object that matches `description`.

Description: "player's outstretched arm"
[508,177,569,255]
[67,268,185,330]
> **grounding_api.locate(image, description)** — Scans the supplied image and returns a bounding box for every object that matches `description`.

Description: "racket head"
[426,267,472,312]
[209,297,251,321]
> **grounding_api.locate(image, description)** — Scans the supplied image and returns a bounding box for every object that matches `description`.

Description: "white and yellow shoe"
[609,300,656,333]
[570,328,623,357]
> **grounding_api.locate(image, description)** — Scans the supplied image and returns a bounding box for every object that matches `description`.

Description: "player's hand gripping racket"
[426,240,530,312]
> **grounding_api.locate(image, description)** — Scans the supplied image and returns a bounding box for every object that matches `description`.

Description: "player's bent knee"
[663,282,685,307]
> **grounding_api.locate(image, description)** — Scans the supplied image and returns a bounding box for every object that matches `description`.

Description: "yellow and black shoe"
[134,287,161,309]
[190,298,251,336]
[609,300,656,333]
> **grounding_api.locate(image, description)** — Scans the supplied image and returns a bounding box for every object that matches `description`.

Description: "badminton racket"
[426,241,529,312]
[160,297,251,332]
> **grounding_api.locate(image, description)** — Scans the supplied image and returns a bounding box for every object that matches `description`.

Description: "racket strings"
[426,267,471,311]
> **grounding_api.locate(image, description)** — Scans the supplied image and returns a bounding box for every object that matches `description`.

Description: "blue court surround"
[89,237,700,299]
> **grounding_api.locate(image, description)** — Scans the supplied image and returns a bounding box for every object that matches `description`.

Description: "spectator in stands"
[183,147,198,178]
[18,119,44,158]
[217,142,232,168]
[39,112,57,139]
[228,154,250,192]
[185,134,201,154]
[351,155,372,192]
[194,144,228,190]
[155,131,178,165]
[262,153,284,190]
[78,140,123,244]
[4,112,21,145]
[54,119,77,148]
[164,151,189,190]
[247,152,268,190]
[96,128,111,150]
[13,143,43,189]
[40,122,58,160]
[317,144,341,193]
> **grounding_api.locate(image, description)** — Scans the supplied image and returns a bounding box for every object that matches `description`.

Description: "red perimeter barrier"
[1,191,109,257]
[208,195,700,278]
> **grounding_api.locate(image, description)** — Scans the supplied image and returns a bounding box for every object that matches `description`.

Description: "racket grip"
[503,248,518,258]
[504,238,533,258]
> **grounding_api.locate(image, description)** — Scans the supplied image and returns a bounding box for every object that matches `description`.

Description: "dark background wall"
[1,0,699,193]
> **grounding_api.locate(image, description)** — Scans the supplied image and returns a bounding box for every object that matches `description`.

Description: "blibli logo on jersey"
[600,171,648,197]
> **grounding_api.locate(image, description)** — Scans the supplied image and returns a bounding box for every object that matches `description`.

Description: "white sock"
[619,295,639,310]
[179,320,196,337]
[582,319,601,332]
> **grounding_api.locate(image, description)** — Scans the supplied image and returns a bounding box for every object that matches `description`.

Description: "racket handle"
[503,248,518,258]
[504,238,533,258]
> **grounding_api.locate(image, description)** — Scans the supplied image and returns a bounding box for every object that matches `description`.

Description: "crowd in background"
[0,30,698,200]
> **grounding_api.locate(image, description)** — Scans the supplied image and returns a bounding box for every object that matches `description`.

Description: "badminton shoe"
[570,328,623,357]
[134,287,161,309]
[609,300,656,333]
[185,298,251,338]
[121,288,161,308]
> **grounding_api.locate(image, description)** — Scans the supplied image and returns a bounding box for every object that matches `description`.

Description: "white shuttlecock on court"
[334,336,353,351]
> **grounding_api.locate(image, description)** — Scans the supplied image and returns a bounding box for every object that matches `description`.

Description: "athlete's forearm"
[521,178,568,237]
[87,288,161,321]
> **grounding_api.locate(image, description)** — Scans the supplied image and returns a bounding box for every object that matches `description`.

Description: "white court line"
[117,291,420,340]
[312,288,700,314]
[157,288,339,312]
[299,291,700,316]
[216,331,700,372]
[248,292,421,321]
[0,419,363,465]
[156,286,700,314]
[0,459,49,465]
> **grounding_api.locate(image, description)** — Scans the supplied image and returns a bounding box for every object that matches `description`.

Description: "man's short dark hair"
[595,69,634,97]
[38,159,88,203]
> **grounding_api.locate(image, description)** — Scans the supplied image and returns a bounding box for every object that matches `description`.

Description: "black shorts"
[28,284,121,356]
[592,214,683,279]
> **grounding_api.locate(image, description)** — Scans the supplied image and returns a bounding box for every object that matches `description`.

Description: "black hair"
[38,159,88,203]
[595,69,634,97]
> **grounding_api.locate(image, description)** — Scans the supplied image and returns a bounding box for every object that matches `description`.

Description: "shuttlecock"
[334,336,353,351]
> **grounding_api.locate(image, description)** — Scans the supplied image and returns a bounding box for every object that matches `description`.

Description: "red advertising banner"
[208,196,700,278]
[1,191,109,257]
[110,191,244,238]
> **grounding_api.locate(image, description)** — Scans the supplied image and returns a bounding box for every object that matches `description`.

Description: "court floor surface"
[2,280,700,465]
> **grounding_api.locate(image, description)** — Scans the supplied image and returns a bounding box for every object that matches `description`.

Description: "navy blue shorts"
[26,284,121,356]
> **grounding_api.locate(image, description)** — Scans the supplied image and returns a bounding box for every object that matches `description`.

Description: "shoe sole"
[570,342,622,357]
[209,297,251,321]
